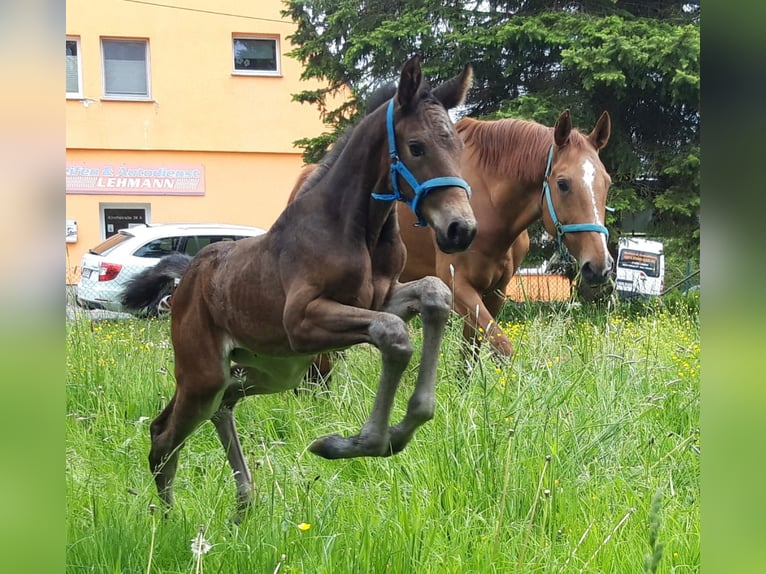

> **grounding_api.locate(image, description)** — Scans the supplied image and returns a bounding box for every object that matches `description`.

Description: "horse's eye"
[408,142,425,157]
[557,179,570,193]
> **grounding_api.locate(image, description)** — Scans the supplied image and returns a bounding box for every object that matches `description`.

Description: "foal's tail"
[119,253,192,316]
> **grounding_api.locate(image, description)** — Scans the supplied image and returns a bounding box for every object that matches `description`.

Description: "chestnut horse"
[121,57,476,518]
[400,109,613,357]
[292,108,613,378]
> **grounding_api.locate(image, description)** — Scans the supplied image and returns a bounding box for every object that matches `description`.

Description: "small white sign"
[66,219,78,243]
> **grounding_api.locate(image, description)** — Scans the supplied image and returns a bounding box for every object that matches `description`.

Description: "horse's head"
[385,56,477,254]
[541,109,614,291]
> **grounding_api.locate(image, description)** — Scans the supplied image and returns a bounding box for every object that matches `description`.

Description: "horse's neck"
[460,118,550,239]
[484,162,544,241]
[316,115,392,245]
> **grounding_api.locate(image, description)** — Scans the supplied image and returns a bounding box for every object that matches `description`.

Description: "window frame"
[100,37,152,101]
[66,36,83,99]
[231,35,281,77]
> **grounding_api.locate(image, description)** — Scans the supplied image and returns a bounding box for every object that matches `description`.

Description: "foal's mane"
[298,81,435,196]
[456,117,590,184]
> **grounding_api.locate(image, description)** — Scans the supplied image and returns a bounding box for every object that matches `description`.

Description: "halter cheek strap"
[372,99,472,227]
[542,145,610,255]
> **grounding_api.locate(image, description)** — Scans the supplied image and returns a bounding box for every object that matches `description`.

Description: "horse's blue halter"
[371,99,472,227]
[542,145,610,256]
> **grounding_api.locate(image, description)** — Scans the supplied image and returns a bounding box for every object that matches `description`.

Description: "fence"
[505,273,573,302]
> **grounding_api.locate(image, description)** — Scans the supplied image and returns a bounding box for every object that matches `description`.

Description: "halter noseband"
[371,99,472,227]
[541,145,609,256]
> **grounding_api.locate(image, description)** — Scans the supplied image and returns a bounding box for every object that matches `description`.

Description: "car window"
[133,236,183,258]
[88,232,132,255]
[183,235,247,256]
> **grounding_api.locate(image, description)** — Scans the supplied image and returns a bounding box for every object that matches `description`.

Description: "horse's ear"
[396,55,423,111]
[432,63,474,110]
[554,109,572,147]
[589,111,611,150]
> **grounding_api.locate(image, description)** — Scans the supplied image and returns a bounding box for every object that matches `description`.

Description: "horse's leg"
[149,339,227,508]
[379,277,453,454]
[149,384,222,508]
[308,312,412,458]
[299,352,334,392]
[483,286,513,357]
[282,301,414,459]
[452,277,514,358]
[210,370,258,520]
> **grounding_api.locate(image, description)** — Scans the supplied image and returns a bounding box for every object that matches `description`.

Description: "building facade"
[65,0,336,282]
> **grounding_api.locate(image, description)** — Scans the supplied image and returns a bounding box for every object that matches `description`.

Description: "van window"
[618,249,660,277]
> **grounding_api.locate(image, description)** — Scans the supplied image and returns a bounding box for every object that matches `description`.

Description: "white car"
[76,223,266,314]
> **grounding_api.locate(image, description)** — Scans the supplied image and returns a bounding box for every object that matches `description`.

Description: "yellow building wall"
[66,0,328,153]
[66,0,344,282]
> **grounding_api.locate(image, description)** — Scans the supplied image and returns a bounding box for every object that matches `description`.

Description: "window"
[617,250,660,277]
[102,38,150,99]
[183,235,241,257]
[66,37,82,98]
[232,36,280,75]
[133,237,183,258]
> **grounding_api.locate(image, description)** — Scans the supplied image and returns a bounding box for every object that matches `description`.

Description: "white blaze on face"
[581,158,610,266]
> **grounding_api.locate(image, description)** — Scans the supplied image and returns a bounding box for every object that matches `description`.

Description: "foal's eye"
[408,142,425,157]
[557,179,570,193]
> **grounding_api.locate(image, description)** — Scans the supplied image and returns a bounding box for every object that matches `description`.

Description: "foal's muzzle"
[434,216,477,253]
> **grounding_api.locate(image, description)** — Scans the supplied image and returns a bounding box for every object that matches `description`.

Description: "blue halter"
[371,99,472,227]
[542,145,610,256]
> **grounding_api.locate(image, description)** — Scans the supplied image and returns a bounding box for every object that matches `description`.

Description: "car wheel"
[156,293,173,316]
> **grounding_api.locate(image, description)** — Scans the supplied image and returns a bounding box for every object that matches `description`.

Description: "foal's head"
[384,57,477,253]
[542,110,614,287]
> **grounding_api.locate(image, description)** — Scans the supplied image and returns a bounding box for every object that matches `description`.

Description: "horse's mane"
[456,117,590,184]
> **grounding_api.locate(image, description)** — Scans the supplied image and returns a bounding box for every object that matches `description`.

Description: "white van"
[615,237,665,298]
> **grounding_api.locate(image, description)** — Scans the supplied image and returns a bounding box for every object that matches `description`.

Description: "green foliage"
[281,0,700,261]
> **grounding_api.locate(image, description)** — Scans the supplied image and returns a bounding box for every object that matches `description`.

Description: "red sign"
[66,162,205,195]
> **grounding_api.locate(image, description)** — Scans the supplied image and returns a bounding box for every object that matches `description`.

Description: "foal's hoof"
[308,434,349,459]
[309,433,388,459]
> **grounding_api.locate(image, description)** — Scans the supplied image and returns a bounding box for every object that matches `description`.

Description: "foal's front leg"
[283,298,414,459]
[379,276,453,454]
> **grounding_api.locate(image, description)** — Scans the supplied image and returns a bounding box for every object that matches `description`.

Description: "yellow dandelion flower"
[297,522,311,532]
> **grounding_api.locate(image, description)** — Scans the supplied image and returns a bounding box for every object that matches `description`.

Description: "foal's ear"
[554,109,572,147]
[432,63,474,110]
[396,55,423,111]
[588,111,611,150]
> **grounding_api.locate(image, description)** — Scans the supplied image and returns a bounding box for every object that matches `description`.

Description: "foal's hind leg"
[209,369,261,519]
[149,338,229,509]
[149,384,222,508]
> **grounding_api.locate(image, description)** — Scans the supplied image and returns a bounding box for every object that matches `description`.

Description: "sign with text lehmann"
[66,162,205,195]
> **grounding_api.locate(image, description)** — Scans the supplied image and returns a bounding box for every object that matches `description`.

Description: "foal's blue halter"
[542,145,610,255]
[372,99,472,227]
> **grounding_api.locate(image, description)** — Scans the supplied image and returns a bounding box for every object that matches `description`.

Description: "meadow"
[66,296,699,573]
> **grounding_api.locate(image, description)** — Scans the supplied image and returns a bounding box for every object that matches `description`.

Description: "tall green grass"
[66,298,699,573]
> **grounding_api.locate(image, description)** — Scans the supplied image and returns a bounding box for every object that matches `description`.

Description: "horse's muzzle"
[580,259,614,286]
[435,218,477,253]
